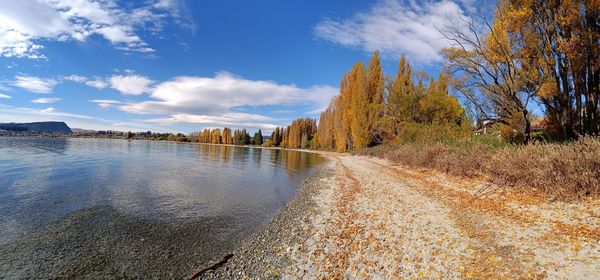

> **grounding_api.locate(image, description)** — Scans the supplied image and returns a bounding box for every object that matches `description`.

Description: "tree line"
[196,127,264,146]
[313,52,467,152]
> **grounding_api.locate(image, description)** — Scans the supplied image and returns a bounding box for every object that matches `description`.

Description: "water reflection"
[0,136,69,154]
[0,138,323,246]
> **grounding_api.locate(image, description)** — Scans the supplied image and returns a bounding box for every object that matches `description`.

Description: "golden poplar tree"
[385,54,414,137]
[418,73,464,125]
[365,50,385,144]
[332,95,348,152]
[280,127,289,148]
[315,102,336,150]
[347,62,368,149]
[222,127,232,144]
[211,128,221,144]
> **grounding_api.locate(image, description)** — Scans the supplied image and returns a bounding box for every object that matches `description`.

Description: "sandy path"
[284,154,600,279]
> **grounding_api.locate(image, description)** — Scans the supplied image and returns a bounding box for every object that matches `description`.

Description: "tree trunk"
[523,109,531,144]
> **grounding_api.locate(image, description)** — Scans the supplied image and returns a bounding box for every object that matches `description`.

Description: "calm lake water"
[0,137,323,279]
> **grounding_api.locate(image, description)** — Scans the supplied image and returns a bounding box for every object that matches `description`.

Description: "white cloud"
[109,74,153,95]
[0,0,193,59]
[90,99,124,108]
[145,113,279,130]
[41,107,56,113]
[65,73,152,94]
[10,75,58,93]
[119,72,337,116]
[85,78,109,89]
[64,74,87,83]
[32,97,61,104]
[314,0,469,63]
[0,93,10,99]
[109,72,338,130]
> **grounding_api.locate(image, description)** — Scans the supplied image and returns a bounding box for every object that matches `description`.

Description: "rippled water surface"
[0,137,323,278]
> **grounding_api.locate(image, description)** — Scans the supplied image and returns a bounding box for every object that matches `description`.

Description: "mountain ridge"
[0,122,72,133]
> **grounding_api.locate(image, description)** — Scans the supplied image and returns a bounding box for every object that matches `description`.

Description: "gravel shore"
[200,159,336,279]
[200,154,600,279]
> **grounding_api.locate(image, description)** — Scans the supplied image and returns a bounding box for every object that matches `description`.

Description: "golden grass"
[357,137,600,200]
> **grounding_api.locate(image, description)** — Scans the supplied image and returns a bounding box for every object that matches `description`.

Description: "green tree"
[253,129,263,145]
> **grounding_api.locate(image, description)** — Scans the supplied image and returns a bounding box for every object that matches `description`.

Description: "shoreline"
[199,155,336,279]
[198,154,600,279]
[1,134,333,155]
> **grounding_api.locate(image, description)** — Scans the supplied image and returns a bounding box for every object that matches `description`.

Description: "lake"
[0,137,323,279]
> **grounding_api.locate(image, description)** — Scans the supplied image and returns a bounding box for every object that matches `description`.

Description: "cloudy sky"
[0,0,478,133]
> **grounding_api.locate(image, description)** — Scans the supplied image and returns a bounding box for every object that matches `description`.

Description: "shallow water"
[0,137,323,279]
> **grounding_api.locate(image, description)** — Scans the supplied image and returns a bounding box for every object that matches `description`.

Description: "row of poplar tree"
[197,128,264,146]
[313,52,466,152]
[194,118,318,149]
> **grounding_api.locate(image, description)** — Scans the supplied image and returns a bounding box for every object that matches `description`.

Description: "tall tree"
[385,54,415,137]
[418,73,465,125]
[332,95,349,152]
[271,128,281,147]
[222,127,232,144]
[347,62,369,149]
[285,118,317,148]
[253,129,263,145]
[502,0,599,139]
[365,50,386,145]
[281,127,289,148]
[211,128,221,144]
[442,10,536,143]
[315,101,336,150]
[241,129,251,145]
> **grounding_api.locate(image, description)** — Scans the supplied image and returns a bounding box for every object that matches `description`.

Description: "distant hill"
[0,122,72,133]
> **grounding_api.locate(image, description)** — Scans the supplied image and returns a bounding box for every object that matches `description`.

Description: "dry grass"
[356,136,600,200]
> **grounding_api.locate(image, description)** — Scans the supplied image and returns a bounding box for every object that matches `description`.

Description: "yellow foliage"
[537,81,558,99]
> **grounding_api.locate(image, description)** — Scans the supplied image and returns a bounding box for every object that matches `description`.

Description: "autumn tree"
[418,73,465,125]
[271,127,283,147]
[314,102,336,150]
[280,127,289,148]
[499,0,599,139]
[198,129,212,143]
[232,129,240,145]
[286,118,317,148]
[364,50,386,144]
[385,55,415,137]
[221,127,232,144]
[210,128,221,144]
[441,9,537,143]
[343,51,386,149]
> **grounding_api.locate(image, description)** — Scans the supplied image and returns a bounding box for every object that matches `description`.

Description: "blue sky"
[0,0,480,133]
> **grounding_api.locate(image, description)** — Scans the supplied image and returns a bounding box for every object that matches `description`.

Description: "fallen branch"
[188,253,234,280]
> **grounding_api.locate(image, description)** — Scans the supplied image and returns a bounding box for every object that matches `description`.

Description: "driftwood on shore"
[188,253,234,279]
